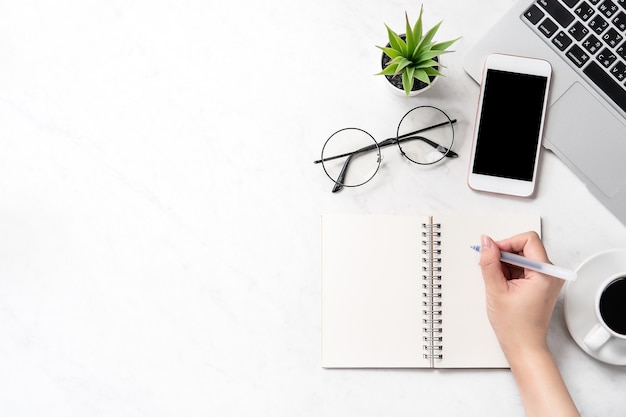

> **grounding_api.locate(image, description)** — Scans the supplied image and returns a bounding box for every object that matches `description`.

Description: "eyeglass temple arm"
[332,153,354,193]
[313,141,382,165]
[314,119,457,164]
[327,141,385,193]
[399,136,459,158]
[397,119,457,140]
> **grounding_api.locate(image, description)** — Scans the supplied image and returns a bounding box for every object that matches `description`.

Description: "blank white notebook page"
[321,214,430,368]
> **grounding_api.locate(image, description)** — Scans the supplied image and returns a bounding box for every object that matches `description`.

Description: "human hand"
[479,232,564,356]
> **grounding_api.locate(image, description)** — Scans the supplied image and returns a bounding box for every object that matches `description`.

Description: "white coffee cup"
[583,273,626,351]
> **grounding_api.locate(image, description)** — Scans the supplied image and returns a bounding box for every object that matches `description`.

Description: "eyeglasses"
[314,106,458,193]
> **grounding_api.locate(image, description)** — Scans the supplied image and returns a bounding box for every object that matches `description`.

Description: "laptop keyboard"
[522,0,626,113]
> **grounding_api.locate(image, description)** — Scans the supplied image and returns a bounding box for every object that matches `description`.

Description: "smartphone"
[467,54,552,197]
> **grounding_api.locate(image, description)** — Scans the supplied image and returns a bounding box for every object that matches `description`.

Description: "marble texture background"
[1,0,625,415]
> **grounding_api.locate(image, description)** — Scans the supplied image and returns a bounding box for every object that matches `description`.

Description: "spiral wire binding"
[422,221,443,364]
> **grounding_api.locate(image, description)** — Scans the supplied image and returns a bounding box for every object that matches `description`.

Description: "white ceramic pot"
[382,68,440,97]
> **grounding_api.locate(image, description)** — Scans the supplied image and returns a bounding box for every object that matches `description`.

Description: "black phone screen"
[472,69,549,181]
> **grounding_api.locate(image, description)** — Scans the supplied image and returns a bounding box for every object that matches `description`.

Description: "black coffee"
[599,277,626,335]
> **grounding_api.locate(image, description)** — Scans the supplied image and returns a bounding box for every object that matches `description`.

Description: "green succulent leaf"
[432,37,461,51]
[393,57,413,74]
[424,67,444,77]
[405,13,416,52]
[417,20,442,51]
[415,50,445,62]
[377,64,399,76]
[413,68,431,85]
[385,25,407,56]
[377,45,402,59]
[413,58,440,69]
[412,6,424,44]
[402,71,415,96]
[405,66,416,82]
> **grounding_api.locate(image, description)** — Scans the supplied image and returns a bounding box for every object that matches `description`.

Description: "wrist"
[503,341,581,417]
[501,338,550,366]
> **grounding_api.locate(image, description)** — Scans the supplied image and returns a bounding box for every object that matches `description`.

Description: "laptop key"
[617,41,626,59]
[553,31,574,50]
[563,0,579,6]
[524,4,545,24]
[583,61,626,112]
[583,34,603,53]
[613,11,626,31]
[575,2,596,21]
[569,21,590,40]
[539,17,559,37]
[610,60,626,81]
[590,15,610,34]
[599,0,619,18]
[598,47,618,66]
[568,44,592,66]
[537,0,576,26]
[603,28,624,47]
[611,61,626,82]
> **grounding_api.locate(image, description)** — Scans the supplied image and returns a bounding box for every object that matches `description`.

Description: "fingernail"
[481,235,492,249]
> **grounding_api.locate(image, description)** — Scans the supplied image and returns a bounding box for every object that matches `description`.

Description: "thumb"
[479,235,507,293]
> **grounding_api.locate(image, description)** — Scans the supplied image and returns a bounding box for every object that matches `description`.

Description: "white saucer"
[564,249,626,366]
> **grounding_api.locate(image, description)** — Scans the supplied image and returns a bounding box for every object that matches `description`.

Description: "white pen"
[470,245,577,281]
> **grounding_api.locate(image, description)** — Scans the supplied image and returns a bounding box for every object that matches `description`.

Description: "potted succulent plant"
[376,6,460,96]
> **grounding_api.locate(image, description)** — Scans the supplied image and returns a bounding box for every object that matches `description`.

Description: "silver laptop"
[464,0,626,225]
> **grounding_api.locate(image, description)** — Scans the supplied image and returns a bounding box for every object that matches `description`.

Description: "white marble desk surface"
[1,0,625,415]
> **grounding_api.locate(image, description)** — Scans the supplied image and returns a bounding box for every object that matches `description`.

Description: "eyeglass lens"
[396,106,454,165]
[320,128,381,188]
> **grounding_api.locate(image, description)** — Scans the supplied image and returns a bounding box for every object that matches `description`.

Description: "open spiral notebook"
[321,214,541,369]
